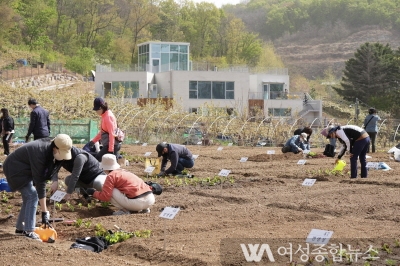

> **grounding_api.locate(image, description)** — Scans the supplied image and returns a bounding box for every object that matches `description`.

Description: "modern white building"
[94,41,322,124]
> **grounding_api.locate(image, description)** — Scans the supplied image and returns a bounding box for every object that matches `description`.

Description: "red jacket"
[93,169,152,201]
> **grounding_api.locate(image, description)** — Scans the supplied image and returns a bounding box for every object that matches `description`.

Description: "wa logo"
[240,244,275,262]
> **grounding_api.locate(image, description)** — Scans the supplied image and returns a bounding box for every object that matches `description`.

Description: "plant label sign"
[192,154,199,159]
[144,166,155,173]
[302,178,316,187]
[228,143,233,146]
[135,140,140,144]
[144,152,152,157]
[303,150,310,154]
[297,159,307,165]
[142,143,148,146]
[306,229,334,245]
[197,141,202,145]
[366,162,379,169]
[159,207,180,220]
[267,150,275,155]
[50,190,67,202]
[218,169,231,177]
[240,157,248,162]
[217,146,223,151]
[259,142,267,146]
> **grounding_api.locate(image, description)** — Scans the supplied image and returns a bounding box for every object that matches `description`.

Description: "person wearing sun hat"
[3,134,72,241]
[89,97,121,162]
[86,154,161,215]
[281,133,308,154]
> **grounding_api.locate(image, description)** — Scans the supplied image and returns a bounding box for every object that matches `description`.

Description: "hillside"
[274,27,400,79]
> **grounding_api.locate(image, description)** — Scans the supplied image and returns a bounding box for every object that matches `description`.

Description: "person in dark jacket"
[50,146,106,202]
[327,125,370,179]
[156,143,194,176]
[3,134,72,241]
[293,126,313,150]
[0,108,15,155]
[363,108,381,153]
[26,98,51,141]
[282,133,308,154]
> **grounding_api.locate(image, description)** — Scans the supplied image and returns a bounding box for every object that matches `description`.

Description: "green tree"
[65,47,95,75]
[335,42,398,113]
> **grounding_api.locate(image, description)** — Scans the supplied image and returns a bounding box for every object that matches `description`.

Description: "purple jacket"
[27,105,50,138]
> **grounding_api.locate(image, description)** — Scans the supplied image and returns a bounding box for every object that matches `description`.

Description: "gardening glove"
[41,211,50,226]
[86,188,95,196]
[88,141,95,149]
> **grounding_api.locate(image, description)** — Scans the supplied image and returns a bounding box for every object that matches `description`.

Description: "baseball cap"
[156,143,167,157]
[93,97,105,111]
[53,134,73,160]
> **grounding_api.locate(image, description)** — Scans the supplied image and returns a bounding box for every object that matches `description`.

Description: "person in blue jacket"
[363,108,381,153]
[25,98,51,141]
[281,133,308,154]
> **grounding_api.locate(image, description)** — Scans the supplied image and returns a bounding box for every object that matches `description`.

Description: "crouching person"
[282,133,308,154]
[86,154,162,215]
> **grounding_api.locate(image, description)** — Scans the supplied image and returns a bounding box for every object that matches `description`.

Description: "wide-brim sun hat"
[53,134,73,160]
[100,154,121,171]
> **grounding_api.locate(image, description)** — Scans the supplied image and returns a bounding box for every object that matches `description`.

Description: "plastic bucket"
[333,160,346,171]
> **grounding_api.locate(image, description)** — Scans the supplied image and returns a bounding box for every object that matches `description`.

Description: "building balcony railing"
[248,92,309,100]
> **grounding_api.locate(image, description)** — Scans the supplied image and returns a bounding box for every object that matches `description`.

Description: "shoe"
[15,229,25,236]
[112,210,130,216]
[25,232,42,242]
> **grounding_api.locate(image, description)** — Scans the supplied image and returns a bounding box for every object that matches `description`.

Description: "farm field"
[0,144,400,265]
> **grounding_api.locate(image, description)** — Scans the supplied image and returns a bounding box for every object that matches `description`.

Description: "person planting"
[3,134,72,241]
[86,154,162,215]
[326,125,370,179]
[156,142,195,176]
[281,133,308,154]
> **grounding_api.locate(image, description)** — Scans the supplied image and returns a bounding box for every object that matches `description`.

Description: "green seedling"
[84,220,92,229]
[78,203,83,209]
[381,243,392,254]
[133,229,151,238]
[87,203,92,210]
[5,209,10,214]
[55,202,63,211]
[100,201,111,208]
[74,218,83,227]
[1,193,9,203]
[385,259,396,266]
[394,239,400,248]
[66,201,75,211]
[363,262,371,266]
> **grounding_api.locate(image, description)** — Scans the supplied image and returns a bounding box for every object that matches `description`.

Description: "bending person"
[326,125,370,179]
[156,142,194,176]
[281,133,308,154]
[86,154,162,215]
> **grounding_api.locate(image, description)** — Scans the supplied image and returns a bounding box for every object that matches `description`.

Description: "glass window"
[226,82,234,91]
[189,91,197,99]
[161,53,169,72]
[226,91,234,99]
[170,53,178,70]
[179,54,188,70]
[161,44,169,52]
[179,45,188,53]
[170,45,179,52]
[189,81,197,90]
[112,81,139,98]
[151,44,161,53]
[212,82,225,99]
[198,81,211,99]
[152,52,160,59]
[268,108,291,116]
[139,46,142,54]
[269,83,284,99]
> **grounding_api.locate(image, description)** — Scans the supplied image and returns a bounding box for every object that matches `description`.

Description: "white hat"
[53,134,72,160]
[300,133,308,139]
[100,154,121,171]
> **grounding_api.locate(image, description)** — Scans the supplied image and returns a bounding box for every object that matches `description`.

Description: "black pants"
[367,132,377,153]
[2,133,13,155]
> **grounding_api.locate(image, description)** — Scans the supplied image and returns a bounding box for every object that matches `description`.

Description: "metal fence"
[0,62,64,81]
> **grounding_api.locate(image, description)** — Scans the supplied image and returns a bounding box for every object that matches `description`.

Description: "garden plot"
[0,145,399,265]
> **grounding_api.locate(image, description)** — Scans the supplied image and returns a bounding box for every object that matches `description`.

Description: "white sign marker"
[306,229,334,245]
[197,141,202,145]
[366,162,379,169]
[267,150,275,155]
[303,150,310,154]
[144,152,152,157]
[159,207,180,220]
[192,155,199,159]
[240,157,248,162]
[50,190,67,202]
[142,143,148,146]
[217,146,223,151]
[302,178,316,187]
[259,142,267,146]
[297,159,307,165]
[228,143,233,146]
[135,140,139,144]
[218,169,231,177]
[144,166,155,173]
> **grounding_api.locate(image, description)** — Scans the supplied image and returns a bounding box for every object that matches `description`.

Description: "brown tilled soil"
[0,144,400,265]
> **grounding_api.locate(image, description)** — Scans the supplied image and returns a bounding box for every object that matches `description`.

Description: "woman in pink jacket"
[89,97,121,162]
[86,154,161,215]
